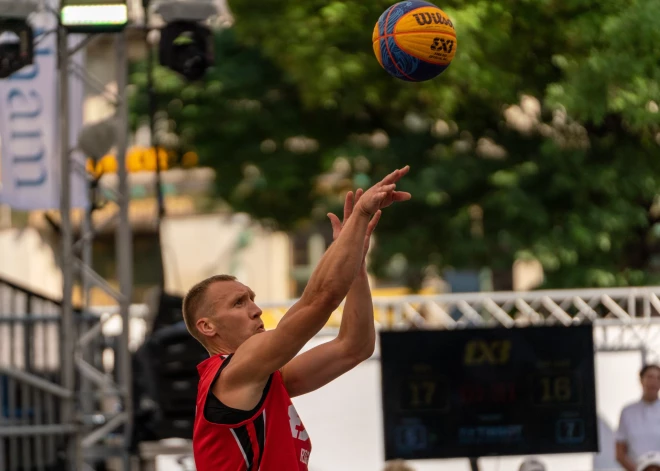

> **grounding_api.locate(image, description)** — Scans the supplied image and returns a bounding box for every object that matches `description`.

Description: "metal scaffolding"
[0,1,132,466]
[58,25,134,471]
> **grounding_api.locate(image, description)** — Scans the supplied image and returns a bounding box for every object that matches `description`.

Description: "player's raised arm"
[281,189,380,398]
[218,166,410,408]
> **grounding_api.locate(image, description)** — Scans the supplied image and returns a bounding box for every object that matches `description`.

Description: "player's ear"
[196,317,216,338]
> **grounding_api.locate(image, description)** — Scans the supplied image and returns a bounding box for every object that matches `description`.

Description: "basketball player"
[183,166,411,470]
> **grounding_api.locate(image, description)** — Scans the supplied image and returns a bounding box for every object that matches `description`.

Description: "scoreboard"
[380,325,598,460]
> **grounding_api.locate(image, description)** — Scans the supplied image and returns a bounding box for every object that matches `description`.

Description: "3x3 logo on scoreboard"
[379,324,598,460]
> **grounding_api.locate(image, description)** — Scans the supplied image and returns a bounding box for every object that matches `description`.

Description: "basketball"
[372,1,457,82]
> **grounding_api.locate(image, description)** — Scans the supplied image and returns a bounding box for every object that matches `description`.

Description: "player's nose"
[249,305,262,319]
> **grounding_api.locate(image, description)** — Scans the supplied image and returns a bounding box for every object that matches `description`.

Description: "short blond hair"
[182,274,236,344]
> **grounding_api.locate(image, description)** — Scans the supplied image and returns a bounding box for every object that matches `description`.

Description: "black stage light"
[0,19,33,79]
[159,20,213,81]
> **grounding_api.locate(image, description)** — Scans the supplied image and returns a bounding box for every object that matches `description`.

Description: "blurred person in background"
[636,451,660,471]
[616,364,660,471]
[183,167,411,471]
[518,457,546,471]
[383,459,416,471]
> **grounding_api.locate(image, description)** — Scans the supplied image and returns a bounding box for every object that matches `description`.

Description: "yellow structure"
[86,147,199,177]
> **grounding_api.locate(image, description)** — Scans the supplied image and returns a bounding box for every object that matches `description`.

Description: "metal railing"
[0,277,74,471]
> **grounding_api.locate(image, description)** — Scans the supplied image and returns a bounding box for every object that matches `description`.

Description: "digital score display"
[380,325,598,460]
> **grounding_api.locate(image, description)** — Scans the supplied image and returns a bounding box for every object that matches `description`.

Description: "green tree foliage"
[130,0,660,289]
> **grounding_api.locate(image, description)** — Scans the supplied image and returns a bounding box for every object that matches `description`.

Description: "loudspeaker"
[132,321,207,443]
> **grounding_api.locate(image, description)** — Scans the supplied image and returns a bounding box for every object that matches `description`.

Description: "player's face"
[206,281,264,350]
[641,367,660,399]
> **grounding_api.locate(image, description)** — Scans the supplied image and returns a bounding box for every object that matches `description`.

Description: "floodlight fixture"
[60,0,129,33]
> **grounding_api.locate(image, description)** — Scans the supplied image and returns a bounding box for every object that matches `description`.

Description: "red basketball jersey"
[193,354,312,471]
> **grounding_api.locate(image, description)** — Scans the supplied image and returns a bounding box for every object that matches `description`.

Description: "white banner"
[0,2,88,210]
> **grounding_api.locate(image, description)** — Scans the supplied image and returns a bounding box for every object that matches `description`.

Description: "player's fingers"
[367,210,382,236]
[379,169,400,186]
[354,188,364,205]
[381,184,396,192]
[381,165,410,185]
[374,191,390,207]
[327,213,342,239]
[364,212,381,254]
[346,190,362,221]
[391,166,410,184]
[343,191,354,224]
[392,191,412,201]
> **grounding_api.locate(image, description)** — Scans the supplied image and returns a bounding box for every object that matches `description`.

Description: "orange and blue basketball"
[372,1,457,82]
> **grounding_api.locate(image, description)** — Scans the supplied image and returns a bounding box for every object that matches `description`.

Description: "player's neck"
[206,341,232,357]
[642,394,658,404]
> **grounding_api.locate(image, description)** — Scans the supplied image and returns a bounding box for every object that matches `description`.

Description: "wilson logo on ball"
[412,12,454,27]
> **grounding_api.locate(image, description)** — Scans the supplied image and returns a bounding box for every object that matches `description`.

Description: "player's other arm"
[282,267,374,397]
[217,168,410,409]
[281,190,378,397]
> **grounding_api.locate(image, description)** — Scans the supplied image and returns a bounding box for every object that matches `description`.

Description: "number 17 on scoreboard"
[556,419,586,445]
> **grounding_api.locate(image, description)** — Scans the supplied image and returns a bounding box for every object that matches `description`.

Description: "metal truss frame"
[58,26,133,471]
[0,14,133,471]
[255,286,660,360]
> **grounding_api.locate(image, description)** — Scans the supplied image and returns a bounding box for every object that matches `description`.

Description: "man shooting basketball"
[182,166,411,470]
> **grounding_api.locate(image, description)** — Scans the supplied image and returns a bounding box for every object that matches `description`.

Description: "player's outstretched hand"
[328,189,381,256]
[355,166,411,216]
